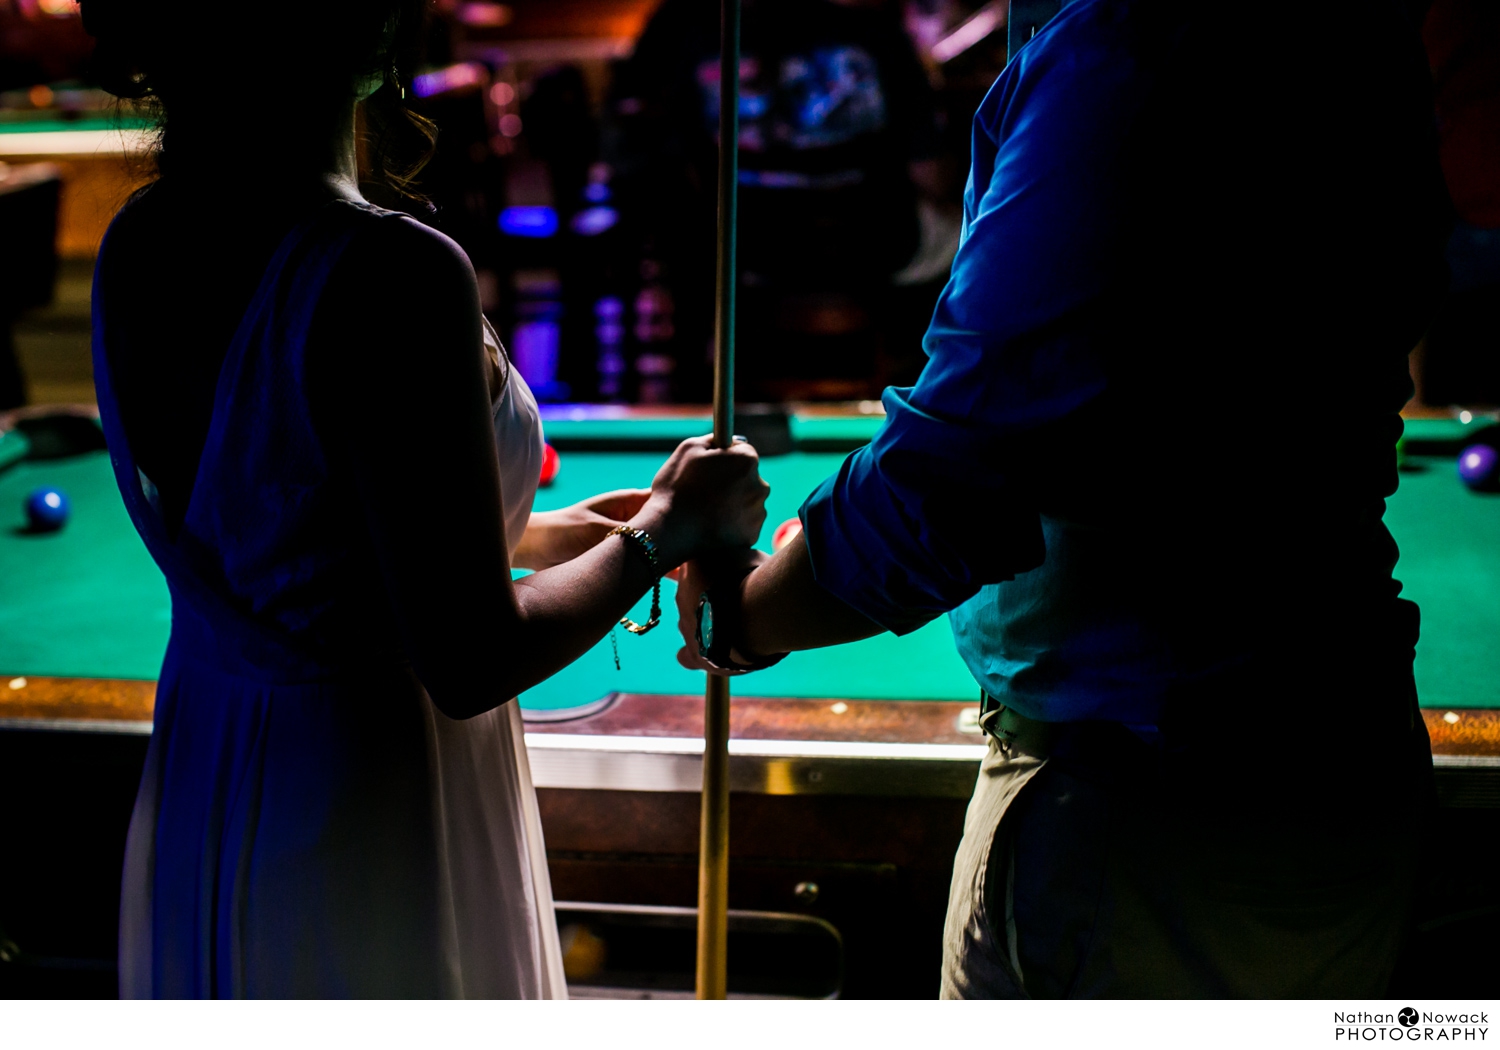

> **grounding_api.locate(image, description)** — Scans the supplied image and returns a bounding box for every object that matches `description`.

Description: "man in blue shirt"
[679,0,1449,997]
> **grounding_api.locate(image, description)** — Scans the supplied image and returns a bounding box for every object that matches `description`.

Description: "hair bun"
[79,0,136,39]
[81,0,160,100]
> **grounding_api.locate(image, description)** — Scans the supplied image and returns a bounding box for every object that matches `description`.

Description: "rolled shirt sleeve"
[799,2,1150,634]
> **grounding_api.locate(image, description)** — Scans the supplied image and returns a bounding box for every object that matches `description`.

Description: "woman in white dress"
[83,0,768,997]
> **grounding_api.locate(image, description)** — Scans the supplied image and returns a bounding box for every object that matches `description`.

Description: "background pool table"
[3,407,1498,717]
[1,405,1497,997]
[0,409,980,703]
[2,405,1500,717]
[0,118,153,260]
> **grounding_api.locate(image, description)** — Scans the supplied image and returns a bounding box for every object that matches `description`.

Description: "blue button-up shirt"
[799,0,1445,724]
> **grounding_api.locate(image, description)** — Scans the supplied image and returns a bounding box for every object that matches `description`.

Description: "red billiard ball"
[539,443,560,486]
[772,517,802,552]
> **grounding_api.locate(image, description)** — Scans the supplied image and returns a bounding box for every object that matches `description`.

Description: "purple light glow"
[1457,442,1500,491]
[411,63,485,99]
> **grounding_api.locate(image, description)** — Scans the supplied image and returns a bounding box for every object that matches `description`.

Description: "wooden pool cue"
[695,0,740,1003]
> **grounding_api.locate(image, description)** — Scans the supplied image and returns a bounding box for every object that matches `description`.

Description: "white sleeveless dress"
[106,199,566,997]
[366,315,567,998]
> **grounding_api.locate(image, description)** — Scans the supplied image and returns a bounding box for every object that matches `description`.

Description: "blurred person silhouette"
[1410,0,1500,407]
[605,0,950,401]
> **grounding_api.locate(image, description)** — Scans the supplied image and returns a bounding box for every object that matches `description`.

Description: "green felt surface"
[0,116,154,134]
[790,415,887,445]
[536,410,1495,453]
[0,429,30,472]
[0,451,171,680]
[1386,457,1500,711]
[1401,414,1500,448]
[537,411,885,448]
[519,450,977,710]
[1,432,1496,712]
[542,416,710,445]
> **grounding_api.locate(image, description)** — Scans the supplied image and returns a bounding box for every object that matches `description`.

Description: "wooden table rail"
[4,677,1498,806]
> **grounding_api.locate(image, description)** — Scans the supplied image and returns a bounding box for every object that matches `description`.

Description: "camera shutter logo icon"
[1398,1008,1419,1027]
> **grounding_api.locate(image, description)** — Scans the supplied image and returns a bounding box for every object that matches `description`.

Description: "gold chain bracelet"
[607,525,661,635]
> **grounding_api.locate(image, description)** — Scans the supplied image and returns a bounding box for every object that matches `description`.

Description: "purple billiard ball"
[24,487,69,532]
[1457,443,1500,492]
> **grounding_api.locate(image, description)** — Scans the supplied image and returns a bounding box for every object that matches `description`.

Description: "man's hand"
[675,547,769,673]
[677,531,883,666]
[513,488,652,571]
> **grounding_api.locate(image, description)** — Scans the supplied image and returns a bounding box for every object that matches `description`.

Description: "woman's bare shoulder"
[95,184,165,274]
[313,207,486,390]
[327,208,481,332]
[342,207,476,285]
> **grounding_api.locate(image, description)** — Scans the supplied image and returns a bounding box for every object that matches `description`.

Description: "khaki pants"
[941,716,1426,998]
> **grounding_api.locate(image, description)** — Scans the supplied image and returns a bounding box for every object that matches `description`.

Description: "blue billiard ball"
[1457,442,1500,492]
[24,487,69,532]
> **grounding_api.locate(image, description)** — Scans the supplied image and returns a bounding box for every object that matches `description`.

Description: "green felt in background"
[0,451,170,680]
[537,412,886,449]
[518,449,977,710]
[1401,415,1499,447]
[541,417,709,445]
[0,435,1495,713]
[0,117,154,134]
[0,429,30,473]
[786,415,884,446]
[1387,456,1500,711]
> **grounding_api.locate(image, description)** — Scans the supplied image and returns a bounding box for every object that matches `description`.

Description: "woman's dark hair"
[80,0,436,197]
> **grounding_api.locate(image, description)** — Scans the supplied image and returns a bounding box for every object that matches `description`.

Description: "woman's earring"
[390,65,405,100]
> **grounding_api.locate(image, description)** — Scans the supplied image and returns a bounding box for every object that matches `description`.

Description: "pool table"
[1,403,1498,997]
[0,117,153,259]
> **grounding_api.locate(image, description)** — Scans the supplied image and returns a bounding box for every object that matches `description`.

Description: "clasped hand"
[515,434,769,580]
[674,547,770,674]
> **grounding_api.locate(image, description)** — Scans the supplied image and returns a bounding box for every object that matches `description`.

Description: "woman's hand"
[512,488,652,571]
[629,436,770,569]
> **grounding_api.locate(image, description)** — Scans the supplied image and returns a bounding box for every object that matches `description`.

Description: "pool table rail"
[3,676,1498,805]
[0,675,154,734]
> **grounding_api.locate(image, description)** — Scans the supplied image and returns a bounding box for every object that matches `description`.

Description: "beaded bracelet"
[607,525,662,635]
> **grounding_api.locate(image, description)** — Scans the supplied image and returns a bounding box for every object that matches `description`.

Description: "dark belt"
[978,691,1058,754]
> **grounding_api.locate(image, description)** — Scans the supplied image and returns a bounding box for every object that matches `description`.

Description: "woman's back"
[95,194,566,997]
[99,184,307,535]
[96,192,416,669]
